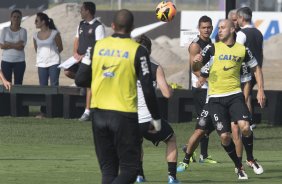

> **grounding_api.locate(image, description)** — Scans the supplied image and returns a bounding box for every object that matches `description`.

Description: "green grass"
[0,116,282,184]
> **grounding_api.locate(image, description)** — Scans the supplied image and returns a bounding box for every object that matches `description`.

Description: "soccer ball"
[155,1,177,22]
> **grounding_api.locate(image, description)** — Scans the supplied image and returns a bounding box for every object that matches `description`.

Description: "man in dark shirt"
[236,7,264,127]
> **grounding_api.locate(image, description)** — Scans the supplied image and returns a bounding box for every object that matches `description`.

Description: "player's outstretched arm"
[156,65,173,98]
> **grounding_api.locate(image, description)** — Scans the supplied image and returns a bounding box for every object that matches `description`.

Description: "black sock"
[200,135,209,158]
[222,140,242,169]
[238,156,242,163]
[183,153,192,164]
[168,162,177,179]
[242,131,254,161]
[138,161,144,177]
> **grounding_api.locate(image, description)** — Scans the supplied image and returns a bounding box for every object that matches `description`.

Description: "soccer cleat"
[181,145,196,163]
[136,175,146,183]
[199,155,218,164]
[246,159,264,175]
[79,113,90,121]
[177,162,189,172]
[168,175,181,183]
[237,167,248,180]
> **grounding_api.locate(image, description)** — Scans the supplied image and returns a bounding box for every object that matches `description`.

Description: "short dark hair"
[11,9,22,17]
[198,15,212,27]
[237,7,252,22]
[136,34,152,55]
[83,1,96,16]
[113,9,134,33]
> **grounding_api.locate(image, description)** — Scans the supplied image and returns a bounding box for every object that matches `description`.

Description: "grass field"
[0,116,282,184]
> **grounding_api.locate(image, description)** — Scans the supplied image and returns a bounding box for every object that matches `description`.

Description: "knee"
[240,125,251,136]
[220,133,231,145]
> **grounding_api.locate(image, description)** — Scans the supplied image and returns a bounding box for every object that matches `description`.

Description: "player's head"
[197,15,213,40]
[112,9,134,34]
[228,9,239,31]
[218,19,235,42]
[136,34,152,55]
[237,7,252,27]
[81,2,96,19]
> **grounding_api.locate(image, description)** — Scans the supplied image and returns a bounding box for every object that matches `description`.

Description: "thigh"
[110,112,141,170]
[13,62,26,85]
[229,93,250,122]
[140,120,174,146]
[209,98,231,135]
[38,67,49,86]
[1,61,12,82]
[49,64,60,86]
[195,103,215,134]
[192,87,207,116]
[92,110,119,173]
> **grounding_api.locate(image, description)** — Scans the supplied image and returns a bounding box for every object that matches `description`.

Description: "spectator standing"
[64,1,105,121]
[236,7,264,127]
[75,9,161,184]
[0,10,27,85]
[33,12,63,118]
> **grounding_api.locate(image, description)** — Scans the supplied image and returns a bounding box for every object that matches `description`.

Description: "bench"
[58,86,86,119]
[9,85,63,117]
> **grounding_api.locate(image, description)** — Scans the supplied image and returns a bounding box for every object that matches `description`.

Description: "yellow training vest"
[91,36,140,112]
[208,42,246,96]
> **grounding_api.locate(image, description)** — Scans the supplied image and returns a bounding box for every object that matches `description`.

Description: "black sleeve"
[200,44,214,78]
[75,45,95,88]
[201,44,214,65]
[135,46,160,120]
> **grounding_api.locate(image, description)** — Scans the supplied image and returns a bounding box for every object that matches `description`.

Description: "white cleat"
[246,159,264,175]
[237,168,248,180]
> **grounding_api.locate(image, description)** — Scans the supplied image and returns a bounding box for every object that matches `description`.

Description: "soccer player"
[135,35,180,184]
[198,19,265,179]
[185,15,217,164]
[236,7,264,129]
[64,1,105,121]
[75,9,161,184]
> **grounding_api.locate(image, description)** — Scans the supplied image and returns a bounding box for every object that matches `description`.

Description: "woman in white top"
[33,12,63,118]
[0,10,27,85]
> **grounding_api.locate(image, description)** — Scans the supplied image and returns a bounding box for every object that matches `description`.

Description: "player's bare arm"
[156,65,173,98]
[252,65,265,108]
[189,43,202,76]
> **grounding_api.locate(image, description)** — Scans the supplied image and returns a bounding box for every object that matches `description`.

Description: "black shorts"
[192,87,207,117]
[64,63,80,74]
[139,120,174,146]
[208,93,250,135]
[195,103,215,135]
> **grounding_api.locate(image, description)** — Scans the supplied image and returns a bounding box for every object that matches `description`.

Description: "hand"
[257,89,266,108]
[3,80,11,91]
[196,77,206,88]
[74,53,83,62]
[150,119,161,132]
[194,54,203,63]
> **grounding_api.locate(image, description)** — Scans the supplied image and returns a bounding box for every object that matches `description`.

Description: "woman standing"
[33,12,63,118]
[0,10,27,85]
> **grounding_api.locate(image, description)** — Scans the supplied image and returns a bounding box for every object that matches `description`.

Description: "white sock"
[84,109,90,115]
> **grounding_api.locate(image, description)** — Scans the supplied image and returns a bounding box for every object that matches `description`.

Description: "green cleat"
[190,151,197,163]
[199,155,218,164]
[177,162,189,172]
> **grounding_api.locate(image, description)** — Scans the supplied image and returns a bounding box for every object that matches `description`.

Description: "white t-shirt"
[137,58,158,123]
[33,30,60,68]
[0,27,27,62]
